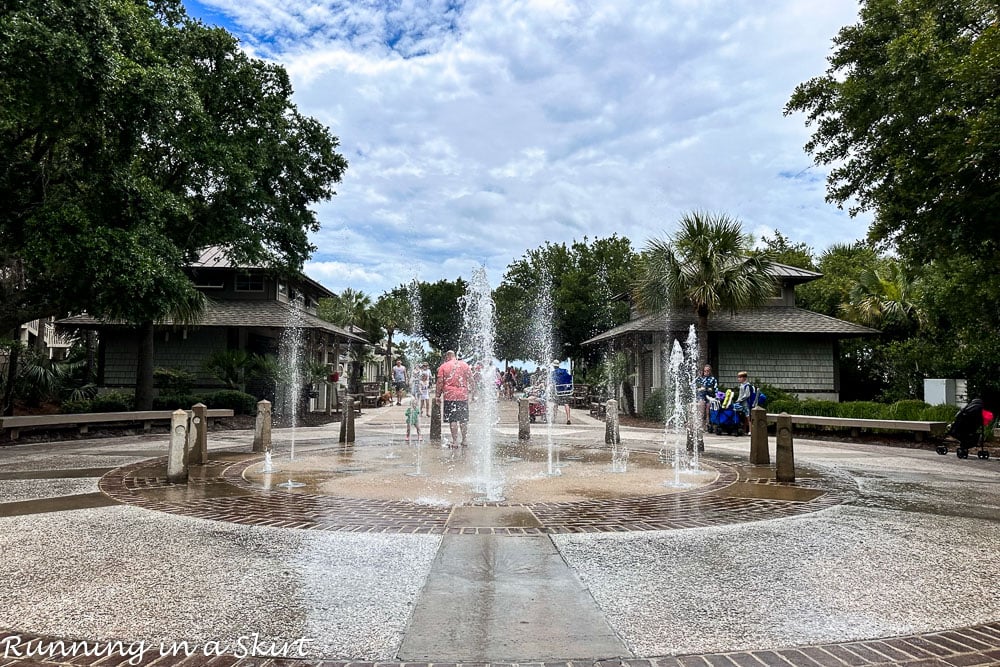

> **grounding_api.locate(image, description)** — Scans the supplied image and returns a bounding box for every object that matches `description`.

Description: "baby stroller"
[709,391,741,436]
[936,398,992,460]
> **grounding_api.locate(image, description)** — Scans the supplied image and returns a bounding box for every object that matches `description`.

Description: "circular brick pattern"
[98,448,851,534]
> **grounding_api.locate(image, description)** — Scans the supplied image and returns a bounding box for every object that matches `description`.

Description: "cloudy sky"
[183,0,870,297]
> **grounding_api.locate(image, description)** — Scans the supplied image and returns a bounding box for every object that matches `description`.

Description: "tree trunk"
[697,311,710,369]
[134,321,155,410]
[621,378,635,415]
[1,341,19,416]
[385,328,394,378]
[85,330,97,382]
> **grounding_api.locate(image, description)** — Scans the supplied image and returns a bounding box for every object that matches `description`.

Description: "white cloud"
[189,0,871,296]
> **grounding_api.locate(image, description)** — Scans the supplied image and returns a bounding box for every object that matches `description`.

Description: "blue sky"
[182,0,871,297]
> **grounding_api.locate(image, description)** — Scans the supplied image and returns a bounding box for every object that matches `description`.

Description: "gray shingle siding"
[102,328,227,388]
[717,334,836,397]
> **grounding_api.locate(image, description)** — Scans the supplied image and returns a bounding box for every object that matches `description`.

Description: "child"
[404,398,421,442]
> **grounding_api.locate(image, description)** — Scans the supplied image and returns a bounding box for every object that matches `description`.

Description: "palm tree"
[632,211,776,366]
[373,288,413,378]
[318,288,376,336]
[318,288,378,392]
[840,259,926,333]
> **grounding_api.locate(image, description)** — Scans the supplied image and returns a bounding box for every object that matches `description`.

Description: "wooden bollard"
[339,397,356,443]
[518,398,531,440]
[776,412,795,482]
[605,399,620,445]
[430,397,442,441]
[750,405,769,465]
[167,409,189,484]
[253,400,272,453]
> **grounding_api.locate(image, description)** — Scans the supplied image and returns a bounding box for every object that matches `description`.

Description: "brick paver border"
[97,449,852,534]
[2,622,999,666]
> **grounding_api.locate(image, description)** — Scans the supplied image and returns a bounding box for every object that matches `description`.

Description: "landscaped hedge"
[640,388,667,422]
[151,394,205,411]
[87,390,135,412]
[199,390,257,415]
[767,397,957,422]
[60,390,257,415]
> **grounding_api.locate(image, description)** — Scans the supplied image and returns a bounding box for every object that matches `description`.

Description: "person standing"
[404,398,421,442]
[418,362,432,416]
[436,350,472,447]
[734,371,753,435]
[391,359,407,406]
[696,364,719,431]
[550,359,574,425]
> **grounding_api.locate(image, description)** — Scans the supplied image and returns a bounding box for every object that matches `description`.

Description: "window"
[235,273,265,292]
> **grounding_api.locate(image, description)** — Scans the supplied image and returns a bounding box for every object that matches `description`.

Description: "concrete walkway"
[0,400,998,666]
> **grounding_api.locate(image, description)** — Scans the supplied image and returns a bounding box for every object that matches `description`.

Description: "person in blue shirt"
[550,359,574,425]
[695,364,718,430]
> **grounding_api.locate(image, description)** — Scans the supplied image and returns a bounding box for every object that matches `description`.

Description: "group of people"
[395,351,476,446]
[395,354,575,446]
[695,364,759,434]
[400,357,757,441]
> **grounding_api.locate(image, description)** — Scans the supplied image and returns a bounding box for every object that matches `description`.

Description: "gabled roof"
[187,246,335,299]
[769,262,823,284]
[582,307,878,345]
[57,299,369,344]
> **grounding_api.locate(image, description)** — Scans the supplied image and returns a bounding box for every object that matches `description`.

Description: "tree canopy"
[785,0,1000,263]
[0,0,347,334]
[415,278,468,353]
[493,236,635,363]
[633,212,775,366]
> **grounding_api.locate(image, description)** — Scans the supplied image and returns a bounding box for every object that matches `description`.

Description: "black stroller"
[936,398,991,460]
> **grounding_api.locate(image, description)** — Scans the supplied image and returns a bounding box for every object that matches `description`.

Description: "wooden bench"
[590,401,607,420]
[765,413,948,442]
[570,384,590,408]
[0,409,235,441]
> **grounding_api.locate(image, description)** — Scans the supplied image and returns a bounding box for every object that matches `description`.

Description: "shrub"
[152,394,205,411]
[640,388,667,422]
[919,404,959,422]
[153,367,196,396]
[201,390,257,415]
[88,390,134,412]
[767,398,801,414]
[890,399,930,421]
[755,381,795,405]
[838,401,884,419]
[796,399,841,417]
[60,399,93,414]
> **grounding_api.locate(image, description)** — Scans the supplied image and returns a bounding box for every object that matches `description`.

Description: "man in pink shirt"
[436,350,472,447]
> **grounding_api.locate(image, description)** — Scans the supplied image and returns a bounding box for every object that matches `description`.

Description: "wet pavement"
[0,401,998,666]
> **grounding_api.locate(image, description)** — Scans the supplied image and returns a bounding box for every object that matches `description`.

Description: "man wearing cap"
[550,359,574,425]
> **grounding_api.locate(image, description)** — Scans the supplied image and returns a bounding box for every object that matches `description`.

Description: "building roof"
[188,246,335,299]
[582,307,879,345]
[769,262,823,284]
[57,299,369,344]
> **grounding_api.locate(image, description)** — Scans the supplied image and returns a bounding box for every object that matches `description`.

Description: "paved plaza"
[1,402,999,666]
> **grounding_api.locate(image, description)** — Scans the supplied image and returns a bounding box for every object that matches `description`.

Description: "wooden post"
[430,396,442,441]
[518,398,531,441]
[339,397,356,443]
[776,412,795,483]
[253,400,271,453]
[750,405,769,465]
[605,399,620,445]
[167,410,188,484]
